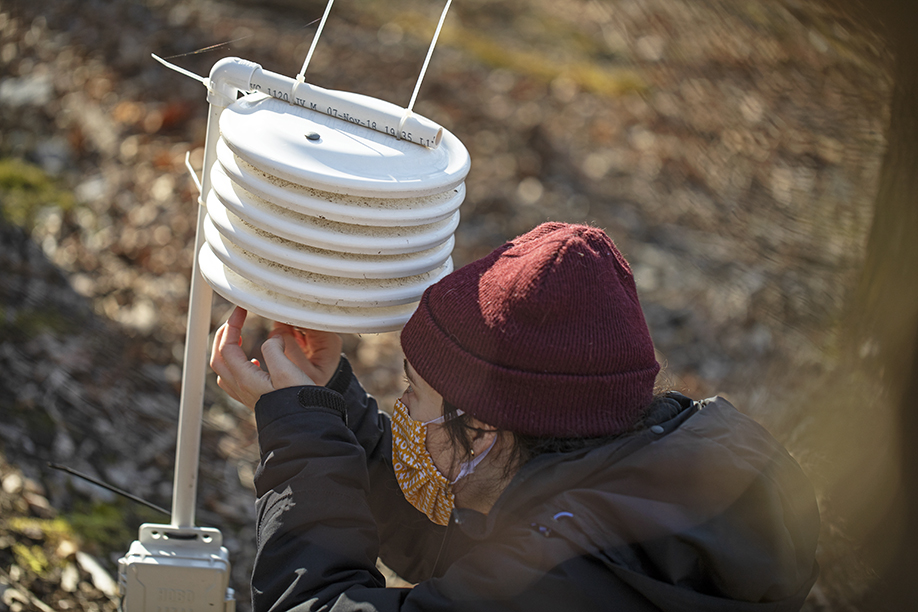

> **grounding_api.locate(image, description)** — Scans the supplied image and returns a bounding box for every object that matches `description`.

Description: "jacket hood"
[453,394,820,610]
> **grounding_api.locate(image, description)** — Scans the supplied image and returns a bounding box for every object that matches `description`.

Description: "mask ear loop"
[451,435,497,484]
[421,406,495,483]
[424,408,464,425]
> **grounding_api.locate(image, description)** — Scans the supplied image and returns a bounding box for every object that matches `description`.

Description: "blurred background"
[1,0,915,610]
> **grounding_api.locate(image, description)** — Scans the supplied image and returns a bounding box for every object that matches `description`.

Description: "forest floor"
[0,0,893,610]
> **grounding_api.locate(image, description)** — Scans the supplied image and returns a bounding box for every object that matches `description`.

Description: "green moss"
[11,542,51,575]
[369,8,646,98]
[444,24,646,96]
[4,503,162,571]
[4,518,76,578]
[66,499,164,555]
[67,501,134,553]
[0,157,74,231]
[7,516,76,544]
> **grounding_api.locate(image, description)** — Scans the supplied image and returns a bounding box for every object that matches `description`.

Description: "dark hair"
[441,396,662,481]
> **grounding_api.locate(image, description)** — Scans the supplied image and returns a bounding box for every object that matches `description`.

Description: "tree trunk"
[846,0,918,607]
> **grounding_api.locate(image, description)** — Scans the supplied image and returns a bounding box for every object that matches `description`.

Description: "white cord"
[184,151,202,194]
[407,0,453,112]
[297,0,336,81]
[151,53,208,84]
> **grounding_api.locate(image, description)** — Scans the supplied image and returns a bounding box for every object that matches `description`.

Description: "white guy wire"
[407,0,453,112]
[297,0,336,80]
[184,151,202,194]
[151,53,208,84]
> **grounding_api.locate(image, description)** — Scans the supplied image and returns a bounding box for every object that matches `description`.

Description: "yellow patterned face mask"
[391,398,494,525]
[391,398,456,526]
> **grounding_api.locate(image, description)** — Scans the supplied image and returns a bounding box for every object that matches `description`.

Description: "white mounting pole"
[170,107,218,529]
[170,58,259,528]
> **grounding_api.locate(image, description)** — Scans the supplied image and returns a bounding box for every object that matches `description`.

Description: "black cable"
[47,462,170,517]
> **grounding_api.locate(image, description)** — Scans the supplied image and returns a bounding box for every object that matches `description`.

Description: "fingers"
[261,335,316,389]
[210,307,275,409]
[269,322,343,386]
[212,307,248,388]
[306,329,344,385]
[210,320,237,391]
[210,324,239,403]
[300,328,344,359]
[211,309,342,409]
[271,322,296,338]
[270,323,316,362]
[225,353,275,406]
[224,306,248,344]
[268,327,317,380]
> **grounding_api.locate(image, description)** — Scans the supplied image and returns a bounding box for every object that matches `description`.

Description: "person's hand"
[269,321,343,387]
[210,307,316,410]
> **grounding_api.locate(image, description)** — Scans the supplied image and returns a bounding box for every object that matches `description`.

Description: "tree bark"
[845,0,918,608]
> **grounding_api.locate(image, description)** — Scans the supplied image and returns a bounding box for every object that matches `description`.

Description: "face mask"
[390,398,494,526]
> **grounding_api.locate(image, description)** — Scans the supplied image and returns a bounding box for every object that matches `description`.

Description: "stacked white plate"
[199,92,470,332]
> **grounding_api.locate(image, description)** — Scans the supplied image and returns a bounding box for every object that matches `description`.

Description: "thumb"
[261,335,316,389]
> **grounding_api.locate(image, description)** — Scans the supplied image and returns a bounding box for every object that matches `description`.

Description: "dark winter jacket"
[250,358,819,612]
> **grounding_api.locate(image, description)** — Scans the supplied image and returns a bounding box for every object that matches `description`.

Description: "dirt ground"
[0,0,894,610]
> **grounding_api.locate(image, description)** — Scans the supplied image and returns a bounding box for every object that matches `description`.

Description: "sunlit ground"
[0,0,908,610]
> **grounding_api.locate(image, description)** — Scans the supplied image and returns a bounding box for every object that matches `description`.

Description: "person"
[210,222,820,612]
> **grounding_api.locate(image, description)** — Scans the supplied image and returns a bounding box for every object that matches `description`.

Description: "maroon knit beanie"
[400,222,659,437]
